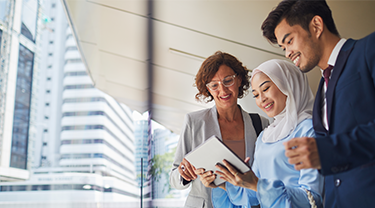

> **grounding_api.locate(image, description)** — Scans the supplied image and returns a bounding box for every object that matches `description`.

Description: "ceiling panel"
[62,0,375,134]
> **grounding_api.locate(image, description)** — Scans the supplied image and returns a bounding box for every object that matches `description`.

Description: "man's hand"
[178,158,197,181]
[284,137,321,170]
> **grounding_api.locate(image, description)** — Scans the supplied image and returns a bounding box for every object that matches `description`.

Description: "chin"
[299,66,314,73]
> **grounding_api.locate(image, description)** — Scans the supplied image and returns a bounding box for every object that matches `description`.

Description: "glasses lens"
[207,81,219,90]
[223,76,235,87]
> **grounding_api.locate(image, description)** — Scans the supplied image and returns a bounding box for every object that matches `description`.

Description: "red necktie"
[323,65,334,87]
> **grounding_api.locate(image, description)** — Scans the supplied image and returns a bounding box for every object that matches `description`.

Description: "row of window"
[61,125,133,154]
[62,97,133,130]
[0,184,139,198]
[61,139,133,164]
[64,71,87,77]
[60,153,134,179]
[63,84,94,90]
[62,111,133,141]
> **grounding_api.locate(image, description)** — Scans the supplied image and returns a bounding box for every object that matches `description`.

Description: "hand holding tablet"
[185,135,251,186]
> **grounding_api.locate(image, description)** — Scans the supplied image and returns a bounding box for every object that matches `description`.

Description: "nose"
[285,47,292,59]
[218,82,228,91]
[259,92,267,103]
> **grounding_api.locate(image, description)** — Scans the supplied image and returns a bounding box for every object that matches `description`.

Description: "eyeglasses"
[206,74,237,91]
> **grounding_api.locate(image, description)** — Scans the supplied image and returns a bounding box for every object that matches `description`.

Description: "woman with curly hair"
[169,51,269,208]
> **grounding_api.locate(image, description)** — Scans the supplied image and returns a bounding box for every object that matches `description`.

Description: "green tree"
[149,146,176,192]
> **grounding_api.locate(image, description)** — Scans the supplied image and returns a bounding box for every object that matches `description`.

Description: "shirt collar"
[320,38,347,76]
[328,38,347,67]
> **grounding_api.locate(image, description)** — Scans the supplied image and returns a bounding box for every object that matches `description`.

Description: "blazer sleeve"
[316,32,375,176]
[169,114,193,189]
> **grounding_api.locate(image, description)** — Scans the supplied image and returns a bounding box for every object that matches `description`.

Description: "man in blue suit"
[261,0,375,207]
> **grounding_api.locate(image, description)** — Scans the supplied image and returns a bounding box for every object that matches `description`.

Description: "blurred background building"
[0,0,41,182]
[0,0,142,207]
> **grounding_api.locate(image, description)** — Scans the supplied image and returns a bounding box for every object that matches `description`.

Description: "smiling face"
[251,72,287,118]
[275,19,322,73]
[207,65,241,110]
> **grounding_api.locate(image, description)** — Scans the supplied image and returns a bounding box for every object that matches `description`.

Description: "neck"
[318,31,341,69]
[217,105,240,122]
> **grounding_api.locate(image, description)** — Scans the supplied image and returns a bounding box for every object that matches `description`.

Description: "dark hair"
[261,0,339,44]
[195,51,250,102]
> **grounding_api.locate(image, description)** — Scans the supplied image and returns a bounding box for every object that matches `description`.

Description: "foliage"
[149,146,176,192]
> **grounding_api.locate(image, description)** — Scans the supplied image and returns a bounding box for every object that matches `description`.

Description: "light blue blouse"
[211,119,324,208]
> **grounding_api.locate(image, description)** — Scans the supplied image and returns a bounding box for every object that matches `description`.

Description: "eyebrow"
[252,81,271,92]
[278,33,291,47]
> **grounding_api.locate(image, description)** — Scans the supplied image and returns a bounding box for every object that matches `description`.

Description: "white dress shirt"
[321,38,347,130]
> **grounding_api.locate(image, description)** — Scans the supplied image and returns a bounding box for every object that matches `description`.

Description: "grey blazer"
[169,105,269,208]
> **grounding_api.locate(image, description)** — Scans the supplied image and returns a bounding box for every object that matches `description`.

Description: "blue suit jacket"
[313,31,375,208]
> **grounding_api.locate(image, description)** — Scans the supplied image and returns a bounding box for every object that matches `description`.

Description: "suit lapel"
[326,39,355,127]
[313,78,327,134]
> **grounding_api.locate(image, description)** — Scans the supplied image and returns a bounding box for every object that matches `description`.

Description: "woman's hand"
[195,168,218,188]
[178,158,197,181]
[215,157,259,191]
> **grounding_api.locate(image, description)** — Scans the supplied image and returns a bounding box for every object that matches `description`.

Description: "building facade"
[0,0,42,181]
[0,0,140,207]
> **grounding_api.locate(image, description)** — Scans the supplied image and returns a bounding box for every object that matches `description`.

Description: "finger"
[215,163,231,176]
[201,170,214,178]
[202,175,215,184]
[288,156,303,165]
[223,160,239,176]
[194,168,205,175]
[216,172,230,182]
[283,138,301,149]
[180,170,193,181]
[285,148,299,158]
[244,157,250,164]
[203,175,217,187]
[294,162,307,171]
[215,169,234,183]
[179,163,194,181]
[183,159,197,179]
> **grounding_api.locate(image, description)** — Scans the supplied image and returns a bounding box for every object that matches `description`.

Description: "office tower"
[0,0,42,181]
[0,1,139,207]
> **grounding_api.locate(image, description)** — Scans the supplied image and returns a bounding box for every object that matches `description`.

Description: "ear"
[310,15,324,39]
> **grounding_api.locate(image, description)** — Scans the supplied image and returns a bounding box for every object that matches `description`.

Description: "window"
[10,44,34,169]
[46,90,50,93]
[43,142,47,146]
[48,65,52,68]
[65,59,82,64]
[47,77,51,81]
[44,116,49,119]
[21,0,38,42]
[43,129,48,132]
[45,103,50,106]
[63,84,93,90]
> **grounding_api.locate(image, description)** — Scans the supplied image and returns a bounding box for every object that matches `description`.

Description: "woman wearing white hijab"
[199,59,324,208]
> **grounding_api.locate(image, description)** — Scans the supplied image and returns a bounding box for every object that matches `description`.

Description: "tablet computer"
[184,135,251,186]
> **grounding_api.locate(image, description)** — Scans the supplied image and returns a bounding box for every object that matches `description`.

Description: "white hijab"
[251,59,314,143]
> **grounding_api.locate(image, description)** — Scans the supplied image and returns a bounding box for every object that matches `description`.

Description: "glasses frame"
[206,74,237,91]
